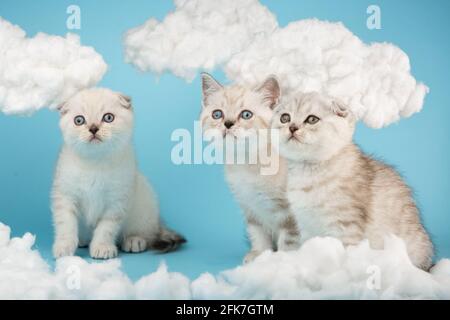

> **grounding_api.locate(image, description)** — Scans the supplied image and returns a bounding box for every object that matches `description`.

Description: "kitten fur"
[52,88,185,259]
[201,73,300,263]
[272,92,433,270]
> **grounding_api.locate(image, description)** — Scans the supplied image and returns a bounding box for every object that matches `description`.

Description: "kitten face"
[200,73,280,140]
[59,88,133,157]
[272,92,355,162]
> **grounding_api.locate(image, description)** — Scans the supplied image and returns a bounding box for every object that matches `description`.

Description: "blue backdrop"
[0,0,449,280]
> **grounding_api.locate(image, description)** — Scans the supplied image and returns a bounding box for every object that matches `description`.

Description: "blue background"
[0,0,449,281]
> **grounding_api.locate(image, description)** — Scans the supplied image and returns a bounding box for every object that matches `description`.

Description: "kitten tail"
[150,226,187,253]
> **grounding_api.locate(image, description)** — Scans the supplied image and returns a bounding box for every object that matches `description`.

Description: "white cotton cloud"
[195,236,450,299]
[225,19,428,128]
[226,19,429,128]
[123,0,277,81]
[124,2,428,128]
[1,221,450,300]
[0,17,107,115]
[0,222,136,299]
[135,263,191,299]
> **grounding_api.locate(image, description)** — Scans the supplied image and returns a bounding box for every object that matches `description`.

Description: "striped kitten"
[200,73,300,263]
[272,92,433,270]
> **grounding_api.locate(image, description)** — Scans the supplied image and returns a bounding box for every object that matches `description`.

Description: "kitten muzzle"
[88,125,102,142]
[89,125,99,135]
[289,125,299,133]
[89,135,102,142]
[224,120,235,129]
[287,133,300,143]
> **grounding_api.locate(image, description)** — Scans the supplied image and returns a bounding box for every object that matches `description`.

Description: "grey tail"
[150,227,187,253]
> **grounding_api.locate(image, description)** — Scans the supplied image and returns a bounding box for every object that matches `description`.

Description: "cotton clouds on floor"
[124,1,428,128]
[1,222,449,300]
[0,17,107,115]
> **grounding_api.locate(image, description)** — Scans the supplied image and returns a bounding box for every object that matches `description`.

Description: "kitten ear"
[118,93,132,110]
[331,99,349,118]
[201,72,222,106]
[57,101,68,116]
[257,75,281,109]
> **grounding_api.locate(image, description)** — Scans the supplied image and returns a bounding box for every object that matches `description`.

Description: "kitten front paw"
[243,250,262,264]
[53,239,78,258]
[89,243,118,259]
[121,236,147,253]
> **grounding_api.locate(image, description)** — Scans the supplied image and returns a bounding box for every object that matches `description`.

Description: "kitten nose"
[289,125,299,133]
[224,120,235,129]
[89,125,99,135]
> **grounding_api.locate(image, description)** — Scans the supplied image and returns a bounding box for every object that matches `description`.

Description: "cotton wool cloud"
[123,0,277,81]
[1,221,450,300]
[124,1,428,128]
[0,17,107,115]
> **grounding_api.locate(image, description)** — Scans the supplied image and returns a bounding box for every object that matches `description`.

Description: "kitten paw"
[53,239,78,258]
[89,243,118,259]
[121,236,147,253]
[243,250,262,264]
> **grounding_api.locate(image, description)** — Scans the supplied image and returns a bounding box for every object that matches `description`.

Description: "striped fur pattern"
[273,92,433,270]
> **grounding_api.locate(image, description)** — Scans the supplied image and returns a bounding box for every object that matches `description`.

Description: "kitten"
[272,92,433,270]
[200,73,300,263]
[52,88,185,259]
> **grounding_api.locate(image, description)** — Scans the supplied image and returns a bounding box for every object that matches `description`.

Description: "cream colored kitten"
[52,88,185,259]
[273,92,433,270]
[200,74,300,263]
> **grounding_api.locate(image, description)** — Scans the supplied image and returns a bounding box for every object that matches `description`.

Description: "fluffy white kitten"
[273,92,433,270]
[52,88,185,259]
[200,74,300,263]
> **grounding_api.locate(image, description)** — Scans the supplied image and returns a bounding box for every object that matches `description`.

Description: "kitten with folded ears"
[52,88,185,259]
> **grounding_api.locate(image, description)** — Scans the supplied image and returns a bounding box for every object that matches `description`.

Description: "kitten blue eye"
[74,115,85,126]
[280,113,290,124]
[240,110,253,120]
[212,109,223,120]
[305,115,320,125]
[102,113,115,123]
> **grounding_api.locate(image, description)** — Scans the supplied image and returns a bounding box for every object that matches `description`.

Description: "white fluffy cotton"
[0,17,107,115]
[226,19,429,128]
[123,0,277,81]
[196,236,450,299]
[0,223,135,299]
[124,1,428,128]
[135,263,191,299]
[1,221,450,300]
